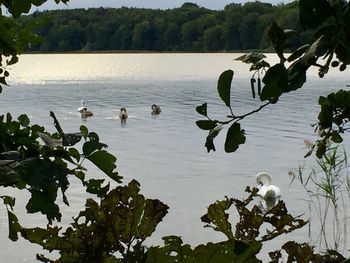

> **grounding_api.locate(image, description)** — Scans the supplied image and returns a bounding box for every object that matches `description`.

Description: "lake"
[0,53,349,261]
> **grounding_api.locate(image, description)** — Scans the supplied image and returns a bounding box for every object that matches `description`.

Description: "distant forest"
[19,1,312,52]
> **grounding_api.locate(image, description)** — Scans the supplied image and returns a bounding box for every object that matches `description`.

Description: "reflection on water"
[1,53,349,261]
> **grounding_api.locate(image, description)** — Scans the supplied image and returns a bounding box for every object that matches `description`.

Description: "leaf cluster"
[196,0,350,157]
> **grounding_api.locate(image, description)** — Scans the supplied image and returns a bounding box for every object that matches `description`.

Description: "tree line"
[19,1,311,52]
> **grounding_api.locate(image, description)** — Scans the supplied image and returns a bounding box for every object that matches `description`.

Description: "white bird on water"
[77,100,87,113]
[256,172,281,211]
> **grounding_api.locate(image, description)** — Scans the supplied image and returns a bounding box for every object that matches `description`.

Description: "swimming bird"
[119,107,128,120]
[151,104,161,115]
[81,107,93,118]
[77,100,87,113]
[256,172,281,211]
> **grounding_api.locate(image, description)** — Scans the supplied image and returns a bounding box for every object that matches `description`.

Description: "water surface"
[1,53,349,261]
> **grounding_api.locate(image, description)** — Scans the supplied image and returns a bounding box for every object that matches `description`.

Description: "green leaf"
[217,70,233,107]
[26,188,61,222]
[80,125,88,138]
[331,132,343,143]
[87,150,122,183]
[85,179,110,198]
[224,123,246,153]
[260,64,288,102]
[68,147,80,162]
[2,195,16,209]
[196,103,207,117]
[62,132,82,146]
[201,197,234,239]
[0,77,8,86]
[7,210,21,241]
[196,120,218,130]
[18,114,30,127]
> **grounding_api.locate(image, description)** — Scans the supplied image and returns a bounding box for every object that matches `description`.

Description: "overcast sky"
[34,0,293,12]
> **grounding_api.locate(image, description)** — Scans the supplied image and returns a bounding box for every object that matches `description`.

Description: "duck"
[256,172,281,210]
[119,107,128,120]
[81,107,93,118]
[151,104,161,115]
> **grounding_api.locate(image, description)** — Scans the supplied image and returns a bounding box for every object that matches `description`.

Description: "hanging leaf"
[260,64,288,102]
[224,123,246,153]
[87,150,122,183]
[80,125,89,138]
[217,70,233,107]
[7,210,21,241]
[250,78,256,99]
[196,103,208,117]
[196,120,218,130]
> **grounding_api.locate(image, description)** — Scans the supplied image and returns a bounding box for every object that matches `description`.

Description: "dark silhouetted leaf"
[196,120,218,130]
[196,103,207,117]
[225,123,246,153]
[62,132,82,146]
[80,125,88,138]
[18,114,30,127]
[0,77,8,86]
[201,197,234,239]
[8,210,21,241]
[68,147,80,162]
[217,70,233,107]
[87,150,122,183]
[260,64,288,102]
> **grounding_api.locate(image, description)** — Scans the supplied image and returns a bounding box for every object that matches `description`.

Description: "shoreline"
[22,49,269,55]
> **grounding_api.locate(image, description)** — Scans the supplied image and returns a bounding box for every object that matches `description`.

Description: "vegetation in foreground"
[1,0,350,262]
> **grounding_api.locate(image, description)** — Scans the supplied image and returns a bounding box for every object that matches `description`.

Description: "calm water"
[0,53,349,261]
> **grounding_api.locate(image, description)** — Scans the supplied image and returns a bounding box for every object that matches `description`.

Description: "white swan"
[256,172,281,210]
[77,100,87,113]
[151,104,161,115]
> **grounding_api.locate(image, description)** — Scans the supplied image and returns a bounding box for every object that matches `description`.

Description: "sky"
[34,0,293,12]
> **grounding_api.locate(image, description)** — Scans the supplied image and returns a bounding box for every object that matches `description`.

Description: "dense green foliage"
[19,1,307,52]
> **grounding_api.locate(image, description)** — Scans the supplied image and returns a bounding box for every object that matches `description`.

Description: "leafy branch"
[196,68,271,153]
[197,0,350,157]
